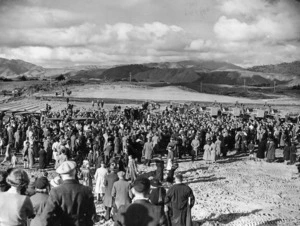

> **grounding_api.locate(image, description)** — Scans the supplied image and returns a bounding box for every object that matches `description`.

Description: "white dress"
[94,167,108,194]
[203,143,216,162]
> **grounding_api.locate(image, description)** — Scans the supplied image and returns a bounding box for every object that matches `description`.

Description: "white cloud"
[215,0,300,42]
[0,0,299,67]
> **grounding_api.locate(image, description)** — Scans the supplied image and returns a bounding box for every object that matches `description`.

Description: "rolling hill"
[0,58,39,77]
[0,57,297,87]
[145,60,243,72]
[133,68,200,83]
[247,61,300,76]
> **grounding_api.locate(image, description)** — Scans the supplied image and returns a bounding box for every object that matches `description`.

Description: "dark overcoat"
[39,179,96,226]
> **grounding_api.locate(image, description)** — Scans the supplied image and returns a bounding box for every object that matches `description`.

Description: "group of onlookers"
[0,101,299,225]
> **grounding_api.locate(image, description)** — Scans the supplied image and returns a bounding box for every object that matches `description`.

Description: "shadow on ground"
[186,175,226,184]
[193,209,262,225]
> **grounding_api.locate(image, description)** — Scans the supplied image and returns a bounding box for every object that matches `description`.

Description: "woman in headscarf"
[0,168,34,226]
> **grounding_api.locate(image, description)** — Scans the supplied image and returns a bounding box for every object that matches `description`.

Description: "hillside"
[99,64,153,81]
[247,61,300,76]
[145,60,243,72]
[0,58,38,77]
[133,68,200,83]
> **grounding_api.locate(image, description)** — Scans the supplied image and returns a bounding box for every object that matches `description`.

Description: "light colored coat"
[143,141,153,160]
[94,167,108,194]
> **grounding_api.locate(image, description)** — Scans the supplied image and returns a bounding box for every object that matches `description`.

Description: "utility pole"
[50,76,52,87]
[244,79,246,91]
[274,80,276,93]
[129,72,132,83]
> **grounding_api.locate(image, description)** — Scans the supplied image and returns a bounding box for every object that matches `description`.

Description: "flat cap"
[133,177,150,193]
[117,171,125,178]
[56,161,77,174]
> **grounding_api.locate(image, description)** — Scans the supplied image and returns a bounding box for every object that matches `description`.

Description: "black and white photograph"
[0,0,300,225]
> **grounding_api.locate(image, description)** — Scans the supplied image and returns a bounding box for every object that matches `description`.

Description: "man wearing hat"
[40,161,96,226]
[114,177,167,226]
[111,171,132,210]
[165,174,195,226]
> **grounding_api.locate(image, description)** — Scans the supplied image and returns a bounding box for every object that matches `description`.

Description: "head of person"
[6,168,30,194]
[117,171,125,180]
[110,162,116,171]
[0,170,10,192]
[56,161,77,180]
[174,174,183,184]
[150,179,162,188]
[207,138,212,144]
[100,161,105,168]
[132,177,151,198]
[35,177,49,193]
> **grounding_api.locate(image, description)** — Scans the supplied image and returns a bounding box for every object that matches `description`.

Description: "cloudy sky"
[0,0,299,68]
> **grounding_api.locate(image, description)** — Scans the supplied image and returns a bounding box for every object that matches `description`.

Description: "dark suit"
[149,187,166,214]
[114,199,167,226]
[40,179,96,226]
[165,183,195,226]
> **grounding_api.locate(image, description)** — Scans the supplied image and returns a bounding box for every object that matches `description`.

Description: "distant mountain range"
[0,57,300,86]
[247,61,300,75]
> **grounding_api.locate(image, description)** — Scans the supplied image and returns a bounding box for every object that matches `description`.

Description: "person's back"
[0,169,34,226]
[112,174,132,209]
[40,161,96,226]
[165,174,195,226]
[0,192,33,226]
[41,179,95,226]
[115,199,165,226]
[114,177,166,226]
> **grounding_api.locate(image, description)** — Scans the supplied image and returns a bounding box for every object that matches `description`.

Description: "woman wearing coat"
[103,163,119,221]
[94,162,108,202]
[0,168,34,226]
[126,155,138,183]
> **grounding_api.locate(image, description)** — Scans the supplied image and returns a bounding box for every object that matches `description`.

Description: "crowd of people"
[0,101,299,226]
